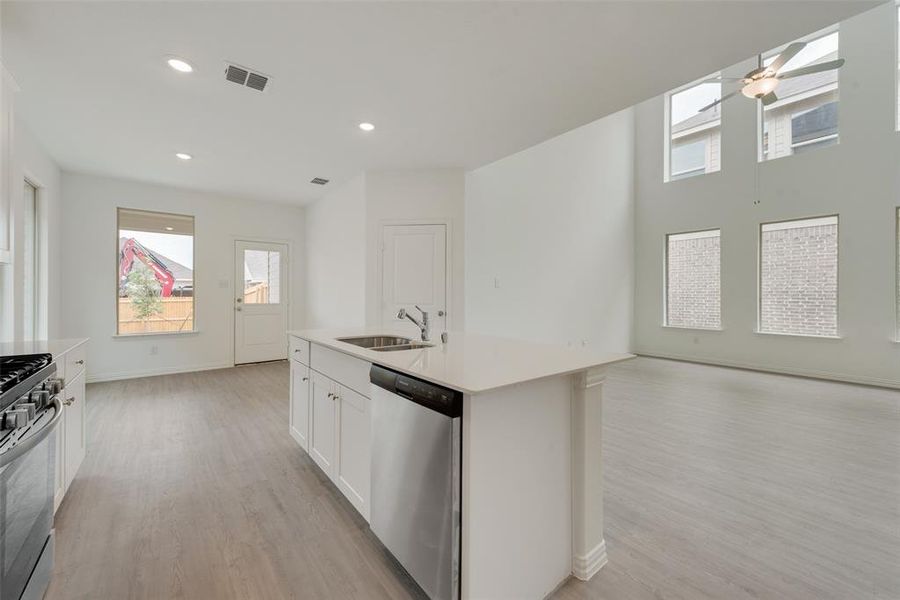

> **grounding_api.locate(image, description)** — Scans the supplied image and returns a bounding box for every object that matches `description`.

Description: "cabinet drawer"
[310,344,370,398]
[65,344,86,380]
[289,336,310,365]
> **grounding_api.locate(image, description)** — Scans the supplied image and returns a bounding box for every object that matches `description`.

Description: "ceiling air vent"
[224,63,269,92]
[310,177,329,186]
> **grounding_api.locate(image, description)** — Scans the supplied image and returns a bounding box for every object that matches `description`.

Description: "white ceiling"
[1,1,880,205]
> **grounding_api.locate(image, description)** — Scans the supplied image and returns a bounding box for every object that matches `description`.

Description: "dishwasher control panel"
[370,365,462,418]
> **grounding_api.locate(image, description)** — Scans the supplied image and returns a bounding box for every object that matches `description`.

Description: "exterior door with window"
[381,224,447,336]
[234,241,288,364]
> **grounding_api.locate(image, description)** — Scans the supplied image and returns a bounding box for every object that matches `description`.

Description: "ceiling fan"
[698,41,845,113]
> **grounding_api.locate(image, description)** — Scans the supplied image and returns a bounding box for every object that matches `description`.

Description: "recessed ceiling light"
[167,58,193,73]
[175,152,193,160]
[358,122,375,132]
[165,226,174,231]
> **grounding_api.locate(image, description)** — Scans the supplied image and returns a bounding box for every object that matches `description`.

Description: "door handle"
[438,310,445,317]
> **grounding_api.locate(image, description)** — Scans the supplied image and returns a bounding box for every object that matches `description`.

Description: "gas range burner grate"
[0,354,53,395]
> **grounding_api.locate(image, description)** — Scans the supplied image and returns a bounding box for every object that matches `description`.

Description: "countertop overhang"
[288,329,633,394]
[0,338,88,359]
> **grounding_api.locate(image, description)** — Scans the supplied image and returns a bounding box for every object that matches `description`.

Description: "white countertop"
[288,329,632,394]
[0,338,88,359]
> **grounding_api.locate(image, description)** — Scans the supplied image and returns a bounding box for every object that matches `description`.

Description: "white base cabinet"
[52,341,88,512]
[289,335,371,522]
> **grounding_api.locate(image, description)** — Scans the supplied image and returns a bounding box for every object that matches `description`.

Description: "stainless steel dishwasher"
[369,365,462,600]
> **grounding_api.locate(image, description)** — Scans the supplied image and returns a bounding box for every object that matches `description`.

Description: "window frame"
[664,71,723,183]
[896,206,900,341]
[757,214,841,339]
[663,227,723,331]
[115,207,197,337]
[757,25,841,163]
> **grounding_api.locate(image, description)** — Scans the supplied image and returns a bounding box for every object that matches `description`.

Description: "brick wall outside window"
[666,230,721,329]
[760,217,838,337]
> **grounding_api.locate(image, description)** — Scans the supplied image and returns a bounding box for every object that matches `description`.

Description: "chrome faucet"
[397,305,430,341]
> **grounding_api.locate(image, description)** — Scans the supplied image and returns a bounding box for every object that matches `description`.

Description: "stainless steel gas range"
[0,353,64,600]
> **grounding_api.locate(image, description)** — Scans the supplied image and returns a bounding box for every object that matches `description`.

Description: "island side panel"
[461,376,573,600]
[572,367,608,580]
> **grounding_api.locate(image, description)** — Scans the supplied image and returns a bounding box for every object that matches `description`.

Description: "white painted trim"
[634,350,900,390]
[572,539,607,581]
[86,361,233,384]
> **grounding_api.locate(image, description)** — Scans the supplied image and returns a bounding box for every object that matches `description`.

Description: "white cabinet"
[336,385,371,520]
[309,369,337,477]
[289,335,372,521]
[62,370,86,493]
[289,361,310,450]
[0,64,17,264]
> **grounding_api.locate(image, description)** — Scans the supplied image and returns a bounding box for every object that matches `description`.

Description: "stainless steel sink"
[371,342,434,352]
[336,335,413,349]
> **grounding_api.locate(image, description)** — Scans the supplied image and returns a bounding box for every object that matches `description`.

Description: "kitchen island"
[286,329,632,599]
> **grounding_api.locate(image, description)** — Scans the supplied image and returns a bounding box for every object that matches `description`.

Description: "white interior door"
[234,240,288,364]
[381,224,447,335]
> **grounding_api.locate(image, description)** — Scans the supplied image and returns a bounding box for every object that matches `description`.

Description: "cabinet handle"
[63,397,74,406]
[302,377,309,382]
[294,349,302,353]
[327,392,334,399]
[333,395,340,402]
[75,360,84,365]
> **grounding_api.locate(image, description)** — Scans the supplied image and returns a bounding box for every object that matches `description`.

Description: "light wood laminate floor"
[46,358,899,600]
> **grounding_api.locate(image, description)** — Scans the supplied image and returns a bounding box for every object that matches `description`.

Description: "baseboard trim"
[87,362,234,383]
[572,539,607,581]
[635,350,900,390]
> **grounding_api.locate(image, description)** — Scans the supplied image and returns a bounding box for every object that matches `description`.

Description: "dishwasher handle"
[370,365,463,418]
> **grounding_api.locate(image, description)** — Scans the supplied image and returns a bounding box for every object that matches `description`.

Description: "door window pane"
[117,208,194,335]
[243,250,280,304]
[760,216,838,336]
[666,229,721,329]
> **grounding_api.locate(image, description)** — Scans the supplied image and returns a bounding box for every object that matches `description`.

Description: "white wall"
[465,108,634,353]
[0,115,63,342]
[305,174,366,328]
[364,168,466,330]
[61,173,306,381]
[633,4,900,388]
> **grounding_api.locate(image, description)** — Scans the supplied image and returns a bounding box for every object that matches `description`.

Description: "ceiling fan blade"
[760,91,778,106]
[698,90,738,113]
[777,58,845,80]
[768,41,807,74]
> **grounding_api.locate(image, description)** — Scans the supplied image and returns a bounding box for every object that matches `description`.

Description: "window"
[666,75,721,181]
[23,181,38,340]
[897,4,900,130]
[759,216,838,337]
[665,229,721,329]
[761,29,839,161]
[117,208,194,335]
[243,250,280,304]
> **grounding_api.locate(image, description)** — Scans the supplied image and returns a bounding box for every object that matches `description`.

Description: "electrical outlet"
[493,277,501,289]
[150,345,159,355]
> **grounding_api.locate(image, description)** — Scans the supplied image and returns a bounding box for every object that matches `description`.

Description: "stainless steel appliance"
[0,353,63,600]
[369,365,462,600]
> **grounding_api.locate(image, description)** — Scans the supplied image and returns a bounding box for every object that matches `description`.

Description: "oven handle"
[0,398,63,469]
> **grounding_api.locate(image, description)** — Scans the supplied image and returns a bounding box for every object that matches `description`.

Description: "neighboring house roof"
[672,51,839,135]
[119,237,193,282]
[243,251,273,283]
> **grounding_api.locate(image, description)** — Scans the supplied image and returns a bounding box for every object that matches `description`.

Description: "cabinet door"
[289,361,310,450]
[53,408,65,512]
[63,370,87,493]
[0,65,15,264]
[336,385,371,521]
[309,370,336,479]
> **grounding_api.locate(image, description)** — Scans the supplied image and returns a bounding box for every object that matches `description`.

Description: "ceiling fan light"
[742,77,779,99]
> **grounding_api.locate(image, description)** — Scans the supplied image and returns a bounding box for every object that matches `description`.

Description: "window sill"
[113,330,199,339]
[754,330,842,341]
[661,325,724,332]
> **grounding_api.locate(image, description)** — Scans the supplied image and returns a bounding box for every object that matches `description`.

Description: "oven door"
[0,400,60,600]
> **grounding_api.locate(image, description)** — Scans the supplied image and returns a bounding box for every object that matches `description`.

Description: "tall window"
[759,216,838,337]
[761,29,840,161]
[666,75,722,181]
[23,181,38,340]
[666,229,721,329]
[117,208,194,335]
